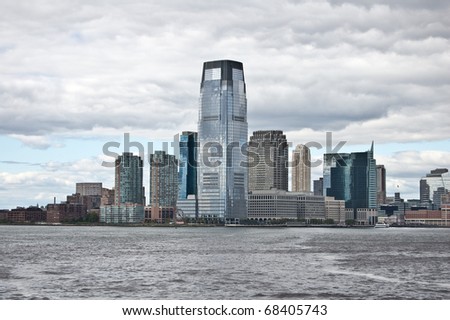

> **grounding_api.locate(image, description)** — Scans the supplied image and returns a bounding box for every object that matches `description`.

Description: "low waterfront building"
[2,206,46,223]
[176,196,197,220]
[248,189,298,220]
[247,189,340,222]
[144,206,176,223]
[100,203,144,224]
[46,203,87,223]
[325,197,346,224]
[0,209,8,221]
[356,208,378,225]
[344,208,378,224]
[405,208,450,226]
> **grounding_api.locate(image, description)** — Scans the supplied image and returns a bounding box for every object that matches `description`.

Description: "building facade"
[101,152,144,224]
[178,131,198,200]
[419,168,450,209]
[247,189,335,222]
[323,143,377,217]
[100,203,144,224]
[197,60,248,222]
[405,208,450,227]
[3,206,46,223]
[324,197,346,224]
[114,152,144,205]
[149,150,178,208]
[101,188,115,206]
[313,177,324,196]
[376,165,386,206]
[76,183,102,196]
[292,144,311,192]
[47,203,87,223]
[248,130,288,192]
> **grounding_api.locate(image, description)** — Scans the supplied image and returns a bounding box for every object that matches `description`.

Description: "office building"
[247,189,344,223]
[313,178,323,196]
[178,131,198,200]
[420,179,430,204]
[323,143,377,216]
[249,130,288,192]
[292,144,311,192]
[197,59,248,222]
[419,168,450,209]
[325,197,346,224]
[376,165,386,205]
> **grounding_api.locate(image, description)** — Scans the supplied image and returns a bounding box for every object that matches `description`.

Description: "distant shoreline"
[0,222,449,228]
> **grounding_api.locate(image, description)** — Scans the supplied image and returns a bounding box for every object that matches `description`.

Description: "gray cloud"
[0,160,41,166]
[0,0,448,145]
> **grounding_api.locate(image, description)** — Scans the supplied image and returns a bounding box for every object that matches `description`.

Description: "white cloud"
[8,134,54,150]
[0,156,114,208]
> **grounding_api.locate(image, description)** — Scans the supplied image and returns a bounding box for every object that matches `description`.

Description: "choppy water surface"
[1,225,449,299]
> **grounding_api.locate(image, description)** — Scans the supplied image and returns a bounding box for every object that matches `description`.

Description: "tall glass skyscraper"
[197,60,248,222]
[323,143,377,214]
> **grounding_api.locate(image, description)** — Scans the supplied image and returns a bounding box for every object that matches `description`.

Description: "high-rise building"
[178,131,198,199]
[114,152,144,205]
[177,131,199,220]
[149,151,178,208]
[100,152,144,224]
[323,143,377,214]
[376,165,386,205]
[249,130,288,191]
[420,179,430,204]
[313,177,323,196]
[292,144,311,192]
[197,60,248,222]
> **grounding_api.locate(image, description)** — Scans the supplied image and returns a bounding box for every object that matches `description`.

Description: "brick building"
[46,203,87,223]
[1,207,46,223]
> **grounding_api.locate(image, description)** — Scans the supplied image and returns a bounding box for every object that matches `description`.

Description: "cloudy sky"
[0,0,449,208]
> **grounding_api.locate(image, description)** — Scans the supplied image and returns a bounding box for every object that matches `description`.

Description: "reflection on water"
[0,226,449,299]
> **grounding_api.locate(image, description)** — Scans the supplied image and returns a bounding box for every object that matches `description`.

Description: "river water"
[0,225,449,299]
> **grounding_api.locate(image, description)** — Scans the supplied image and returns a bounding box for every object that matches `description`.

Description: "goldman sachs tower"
[197,60,248,223]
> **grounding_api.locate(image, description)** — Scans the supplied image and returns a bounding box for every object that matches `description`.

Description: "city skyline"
[0,0,449,208]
